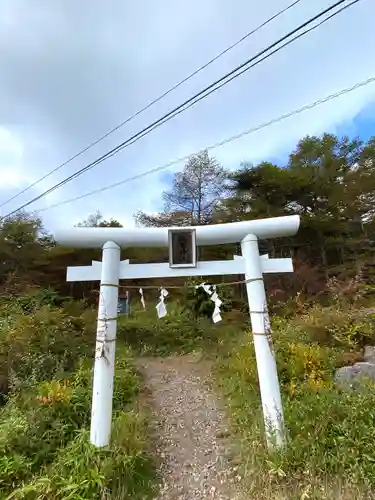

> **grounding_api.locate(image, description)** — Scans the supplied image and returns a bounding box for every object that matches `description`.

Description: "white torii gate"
[54,214,300,450]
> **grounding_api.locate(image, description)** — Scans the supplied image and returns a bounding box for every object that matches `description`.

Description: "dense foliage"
[0,292,155,500]
[1,133,374,303]
[217,292,375,499]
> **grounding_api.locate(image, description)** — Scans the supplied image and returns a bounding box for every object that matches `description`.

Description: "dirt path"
[136,354,244,500]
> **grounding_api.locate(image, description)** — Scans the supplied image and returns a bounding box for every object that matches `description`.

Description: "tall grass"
[3,288,375,499]
[0,292,156,500]
[216,307,375,499]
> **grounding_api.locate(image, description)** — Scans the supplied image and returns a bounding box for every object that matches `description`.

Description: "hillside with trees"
[0,132,375,499]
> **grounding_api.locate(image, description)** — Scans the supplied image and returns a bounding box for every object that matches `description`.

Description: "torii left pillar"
[91,240,120,447]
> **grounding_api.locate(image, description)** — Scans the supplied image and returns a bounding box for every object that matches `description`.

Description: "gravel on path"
[136,354,244,500]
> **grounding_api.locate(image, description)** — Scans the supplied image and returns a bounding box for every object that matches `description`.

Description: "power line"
[75,0,359,173]
[2,0,361,218]
[2,0,356,218]
[35,75,375,214]
[0,0,303,209]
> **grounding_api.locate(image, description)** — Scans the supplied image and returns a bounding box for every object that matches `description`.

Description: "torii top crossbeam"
[54,215,300,247]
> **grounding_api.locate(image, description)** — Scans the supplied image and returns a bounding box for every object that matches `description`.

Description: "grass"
[0,346,157,500]
[215,308,375,499]
[117,300,375,498]
[116,302,232,356]
[3,287,375,499]
[0,292,157,500]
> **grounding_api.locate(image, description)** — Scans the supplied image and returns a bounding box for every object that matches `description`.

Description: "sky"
[0,0,375,232]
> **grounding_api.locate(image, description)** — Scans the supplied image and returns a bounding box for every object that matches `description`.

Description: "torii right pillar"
[241,233,285,448]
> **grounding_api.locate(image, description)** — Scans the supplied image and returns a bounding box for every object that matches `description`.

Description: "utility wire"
[35,75,375,214]
[2,0,361,218]
[0,0,303,209]
[61,0,358,180]
[2,0,356,218]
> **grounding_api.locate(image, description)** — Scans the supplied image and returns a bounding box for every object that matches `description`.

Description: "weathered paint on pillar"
[90,241,120,447]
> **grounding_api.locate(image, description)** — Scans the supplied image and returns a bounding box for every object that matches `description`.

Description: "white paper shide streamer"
[210,285,222,323]
[156,287,168,318]
[139,288,146,309]
[197,283,222,323]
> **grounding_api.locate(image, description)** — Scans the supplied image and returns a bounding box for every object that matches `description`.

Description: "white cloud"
[0,0,374,232]
[0,127,23,159]
[0,126,31,192]
[0,169,30,190]
[0,126,63,216]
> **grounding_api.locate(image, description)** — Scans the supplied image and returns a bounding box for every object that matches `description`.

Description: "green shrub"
[0,347,143,496]
[6,412,155,500]
[282,386,375,484]
[216,320,375,497]
[294,305,375,348]
[117,304,221,355]
[3,288,69,313]
[0,303,96,397]
[0,372,91,490]
[0,289,154,499]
